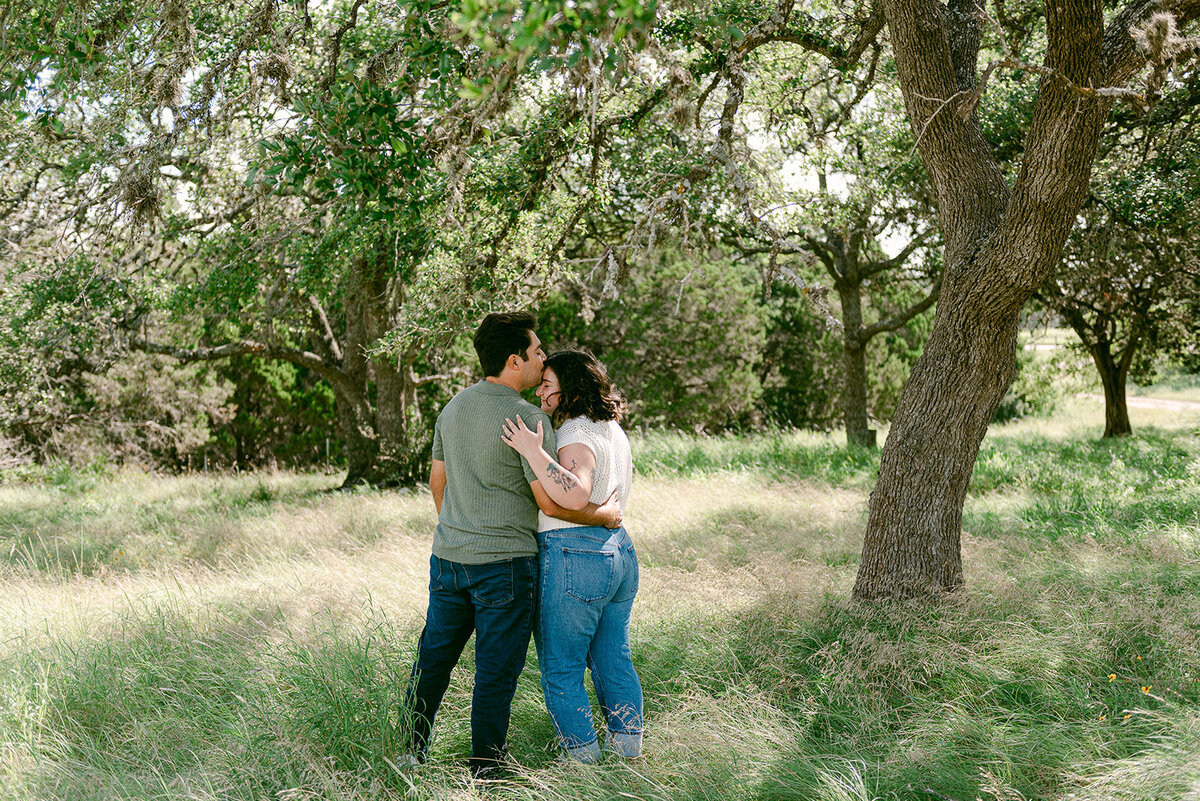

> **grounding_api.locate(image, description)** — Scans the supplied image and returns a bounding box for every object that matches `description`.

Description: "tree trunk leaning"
[853,0,1116,599]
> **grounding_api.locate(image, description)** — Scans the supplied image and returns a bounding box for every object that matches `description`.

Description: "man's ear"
[505,353,520,372]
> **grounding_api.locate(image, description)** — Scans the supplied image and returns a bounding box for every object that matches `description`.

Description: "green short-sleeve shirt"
[431,380,556,564]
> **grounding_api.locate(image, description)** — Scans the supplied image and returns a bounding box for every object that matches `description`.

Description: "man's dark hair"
[474,311,537,377]
[544,350,626,429]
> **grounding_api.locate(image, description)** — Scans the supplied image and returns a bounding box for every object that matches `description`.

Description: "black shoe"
[468,755,509,781]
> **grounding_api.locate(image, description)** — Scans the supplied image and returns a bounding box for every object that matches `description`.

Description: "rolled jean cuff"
[564,737,602,764]
[605,730,642,758]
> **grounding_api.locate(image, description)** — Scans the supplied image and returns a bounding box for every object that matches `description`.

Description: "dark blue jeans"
[403,554,538,774]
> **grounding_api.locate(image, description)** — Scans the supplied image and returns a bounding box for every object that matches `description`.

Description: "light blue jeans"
[535,525,643,763]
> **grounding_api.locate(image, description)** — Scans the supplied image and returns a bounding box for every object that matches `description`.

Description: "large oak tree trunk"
[842,341,875,448]
[361,254,427,486]
[1059,310,1141,438]
[338,255,381,487]
[336,387,380,487]
[852,0,1119,598]
[854,301,1020,596]
[373,350,427,485]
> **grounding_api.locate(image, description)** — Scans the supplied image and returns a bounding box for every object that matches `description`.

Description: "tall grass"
[0,470,430,577]
[1,398,1198,799]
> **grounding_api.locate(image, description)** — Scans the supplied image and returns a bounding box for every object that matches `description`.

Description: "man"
[402,311,618,778]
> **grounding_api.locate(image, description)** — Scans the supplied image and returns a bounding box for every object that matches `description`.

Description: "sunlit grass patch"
[966,424,1200,545]
[632,429,881,487]
[1066,709,1200,801]
[1132,369,1200,403]
[0,472,440,578]
[0,591,431,801]
[632,474,866,571]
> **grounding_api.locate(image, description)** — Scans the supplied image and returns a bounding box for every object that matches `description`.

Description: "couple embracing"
[401,311,642,777]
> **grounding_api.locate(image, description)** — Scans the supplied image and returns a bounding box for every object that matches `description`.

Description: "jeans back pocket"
[563,548,615,604]
[463,560,515,608]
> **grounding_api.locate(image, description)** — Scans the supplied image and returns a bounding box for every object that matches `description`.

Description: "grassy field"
[2,396,1198,800]
[1131,372,1200,404]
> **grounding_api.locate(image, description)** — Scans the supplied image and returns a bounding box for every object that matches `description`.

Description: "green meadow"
[2,396,1198,800]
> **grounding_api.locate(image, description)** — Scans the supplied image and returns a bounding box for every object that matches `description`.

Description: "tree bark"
[853,0,1113,599]
[1093,345,1133,437]
[335,387,380,487]
[842,341,875,447]
[336,255,380,487]
[837,280,875,448]
[854,302,1020,597]
[1058,307,1140,438]
[372,348,427,485]
[833,260,937,450]
[358,252,428,486]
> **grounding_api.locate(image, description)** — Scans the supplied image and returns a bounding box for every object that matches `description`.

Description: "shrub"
[993,348,1060,424]
[539,252,767,432]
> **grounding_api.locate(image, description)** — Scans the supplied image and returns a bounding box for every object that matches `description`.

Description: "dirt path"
[1081,393,1200,411]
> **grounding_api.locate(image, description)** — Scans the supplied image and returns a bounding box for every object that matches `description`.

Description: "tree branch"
[303,294,343,363]
[1102,0,1200,86]
[885,0,1010,257]
[131,337,348,391]
[980,0,1108,311]
[414,367,474,387]
[861,229,935,278]
[799,235,838,276]
[758,0,887,69]
[861,280,942,339]
[322,0,368,94]
[947,0,985,92]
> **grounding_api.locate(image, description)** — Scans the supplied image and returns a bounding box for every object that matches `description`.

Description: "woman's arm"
[503,416,595,510]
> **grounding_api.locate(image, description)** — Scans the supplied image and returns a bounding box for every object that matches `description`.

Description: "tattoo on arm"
[546,462,578,492]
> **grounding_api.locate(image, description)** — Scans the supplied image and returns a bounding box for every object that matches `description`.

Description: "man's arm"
[430,459,446,516]
[530,482,622,528]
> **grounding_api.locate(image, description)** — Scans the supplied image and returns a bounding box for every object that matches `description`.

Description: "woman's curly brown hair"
[544,350,627,429]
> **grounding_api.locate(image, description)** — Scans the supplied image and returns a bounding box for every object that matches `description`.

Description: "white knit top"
[538,416,633,532]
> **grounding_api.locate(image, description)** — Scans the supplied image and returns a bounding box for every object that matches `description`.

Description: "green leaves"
[252,80,436,227]
[454,0,658,98]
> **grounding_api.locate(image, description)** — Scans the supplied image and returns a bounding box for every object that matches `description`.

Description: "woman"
[501,350,642,764]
